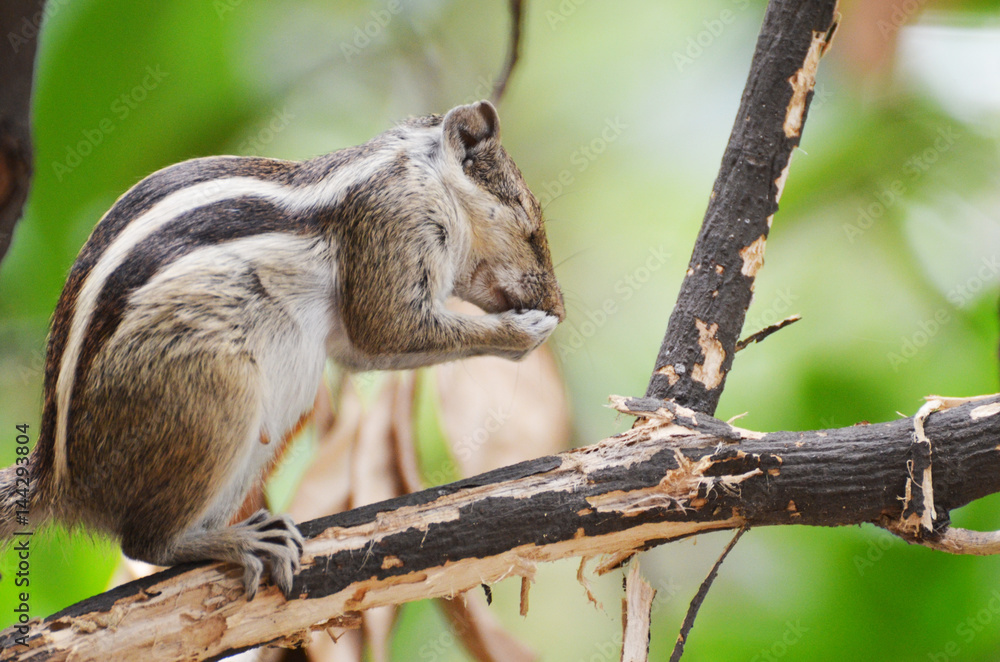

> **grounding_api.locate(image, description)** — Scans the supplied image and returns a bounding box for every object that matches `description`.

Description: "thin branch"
[735,315,802,353]
[669,527,746,662]
[491,0,524,105]
[631,6,837,651]
[882,520,1000,555]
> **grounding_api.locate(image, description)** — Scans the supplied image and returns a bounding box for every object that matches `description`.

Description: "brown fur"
[1,101,563,599]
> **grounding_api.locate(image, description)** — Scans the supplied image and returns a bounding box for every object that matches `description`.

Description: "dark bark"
[3,396,998,660]
[0,0,43,265]
[644,0,838,414]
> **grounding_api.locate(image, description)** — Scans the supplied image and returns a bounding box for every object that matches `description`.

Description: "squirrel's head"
[442,101,565,322]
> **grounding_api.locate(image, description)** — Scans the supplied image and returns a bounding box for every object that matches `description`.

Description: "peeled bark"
[2,395,999,660]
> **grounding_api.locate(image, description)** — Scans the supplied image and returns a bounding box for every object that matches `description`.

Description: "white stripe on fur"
[53,152,397,483]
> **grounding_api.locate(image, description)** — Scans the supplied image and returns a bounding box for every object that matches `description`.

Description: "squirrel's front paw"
[499,309,559,360]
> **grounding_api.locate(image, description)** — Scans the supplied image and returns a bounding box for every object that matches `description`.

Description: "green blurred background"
[2,0,1000,659]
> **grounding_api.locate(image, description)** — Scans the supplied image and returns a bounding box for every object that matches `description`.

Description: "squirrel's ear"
[442,100,500,164]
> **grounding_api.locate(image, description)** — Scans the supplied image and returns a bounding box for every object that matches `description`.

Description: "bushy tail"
[0,452,39,541]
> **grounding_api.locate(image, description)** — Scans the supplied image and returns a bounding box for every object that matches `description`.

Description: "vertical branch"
[491,0,524,105]
[0,0,44,266]
[644,0,839,415]
[642,4,837,658]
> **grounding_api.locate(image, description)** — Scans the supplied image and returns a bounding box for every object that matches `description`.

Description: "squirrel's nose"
[542,288,566,322]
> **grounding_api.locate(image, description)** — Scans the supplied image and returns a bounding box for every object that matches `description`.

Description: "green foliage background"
[2,0,1000,659]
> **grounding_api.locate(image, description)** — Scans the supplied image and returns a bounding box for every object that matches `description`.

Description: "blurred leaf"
[435,303,571,479]
[438,594,537,662]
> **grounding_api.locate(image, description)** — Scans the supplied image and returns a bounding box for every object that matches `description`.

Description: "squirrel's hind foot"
[230,509,305,600]
[131,508,305,601]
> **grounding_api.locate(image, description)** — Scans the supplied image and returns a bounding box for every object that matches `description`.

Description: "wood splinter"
[622,560,656,662]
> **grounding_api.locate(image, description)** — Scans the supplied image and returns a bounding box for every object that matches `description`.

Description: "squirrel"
[0,100,564,600]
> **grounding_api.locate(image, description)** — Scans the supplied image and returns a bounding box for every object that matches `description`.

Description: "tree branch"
[3,394,999,660]
[643,0,838,413]
[669,527,745,662]
[490,0,524,105]
[0,0,43,266]
[636,5,837,652]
